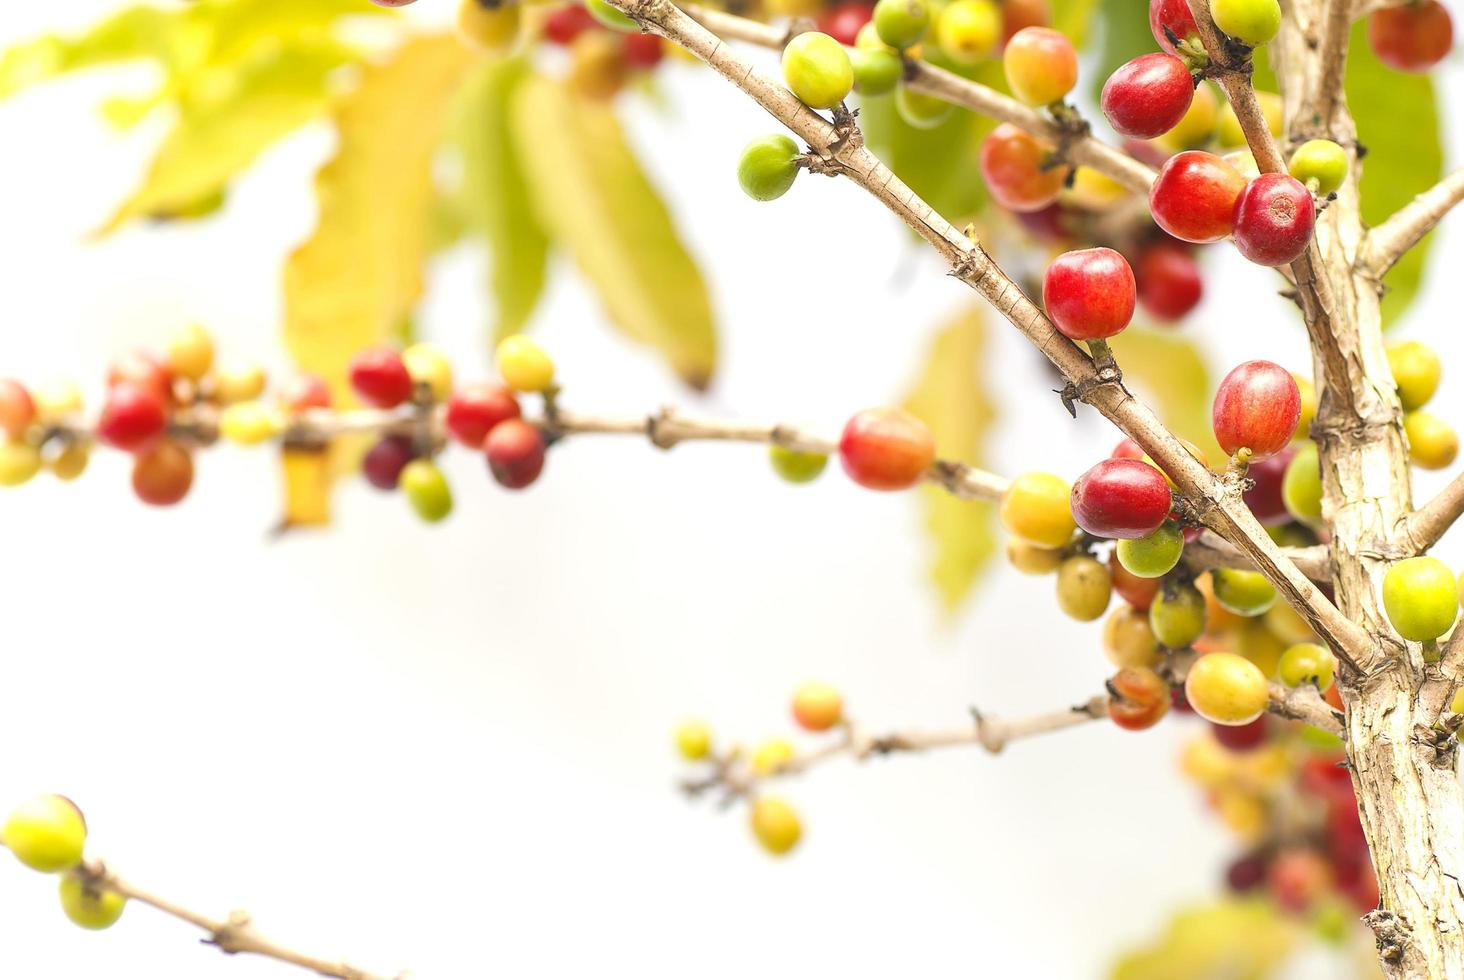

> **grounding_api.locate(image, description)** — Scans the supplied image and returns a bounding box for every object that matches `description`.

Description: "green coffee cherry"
[1116,522,1185,579]
[1277,642,1336,691]
[1150,579,1207,649]
[59,877,126,930]
[737,135,801,202]
[586,0,638,32]
[873,0,931,49]
[1210,568,1278,617]
[769,445,828,483]
[1382,555,1458,642]
[1288,139,1348,196]
[3,795,86,872]
[782,32,854,110]
[1282,442,1324,525]
[1211,0,1281,45]
[850,48,902,95]
[401,460,453,523]
[894,84,953,129]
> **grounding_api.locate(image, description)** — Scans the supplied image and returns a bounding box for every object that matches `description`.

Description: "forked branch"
[1362,167,1464,277]
[1398,469,1464,554]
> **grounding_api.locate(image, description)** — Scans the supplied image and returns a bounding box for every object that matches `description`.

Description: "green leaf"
[902,307,1000,612]
[1347,19,1442,325]
[284,34,477,400]
[1110,898,1300,980]
[1051,0,1101,47]
[511,75,717,388]
[451,57,551,341]
[1109,327,1220,460]
[0,6,176,99]
[1091,0,1155,99]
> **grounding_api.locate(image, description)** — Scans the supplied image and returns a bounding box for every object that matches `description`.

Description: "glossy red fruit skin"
[98,381,168,452]
[485,419,547,490]
[131,442,194,506]
[979,123,1067,213]
[1232,174,1316,267]
[839,407,935,491]
[622,32,664,68]
[280,374,332,413]
[818,1,874,44]
[1212,360,1301,459]
[1101,53,1194,139]
[1150,0,1200,54]
[363,435,418,491]
[108,349,173,403]
[0,379,35,440]
[1242,445,1295,525]
[348,347,414,409]
[1211,714,1269,751]
[1368,0,1453,72]
[445,383,521,448]
[1043,247,1136,341]
[1135,242,1203,321]
[1150,151,1247,244]
[544,4,596,44]
[1070,458,1173,539]
[1110,551,1161,610]
[1111,438,1144,461]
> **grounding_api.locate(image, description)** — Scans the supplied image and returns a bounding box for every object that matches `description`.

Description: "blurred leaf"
[279,446,332,529]
[1092,0,1154,99]
[1110,898,1300,980]
[0,7,176,98]
[284,34,477,400]
[1051,0,1101,46]
[452,57,551,341]
[512,76,716,388]
[1347,20,1441,325]
[902,307,999,612]
[1110,327,1220,460]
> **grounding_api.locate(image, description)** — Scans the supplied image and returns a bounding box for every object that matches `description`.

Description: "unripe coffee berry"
[1000,471,1076,547]
[1116,521,1185,578]
[401,460,453,523]
[1288,139,1348,195]
[3,795,86,872]
[936,0,1000,62]
[1003,27,1077,106]
[1103,605,1163,669]
[586,0,638,32]
[792,682,844,731]
[1211,0,1281,45]
[1042,247,1136,341]
[496,335,556,392]
[1282,443,1324,524]
[675,720,713,760]
[165,324,215,382]
[1185,651,1269,726]
[1277,642,1336,691]
[1386,340,1441,411]
[1210,568,1278,617]
[749,796,802,855]
[873,0,930,48]
[980,124,1067,212]
[850,48,902,95]
[1405,411,1458,470]
[59,877,126,930]
[894,85,954,129]
[402,342,454,402]
[1056,554,1112,621]
[1150,579,1207,648]
[737,134,802,202]
[769,445,828,483]
[220,402,284,446]
[782,32,854,109]
[0,441,41,487]
[1382,556,1457,642]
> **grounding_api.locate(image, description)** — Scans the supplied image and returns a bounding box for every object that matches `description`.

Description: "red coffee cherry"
[445,383,522,448]
[1042,246,1136,341]
[485,418,547,490]
[544,4,596,44]
[1106,665,1171,730]
[979,123,1068,213]
[349,347,414,409]
[131,441,194,506]
[1232,173,1316,267]
[819,1,875,44]
[1100,53,1194,139]
[1149,151,1247,244]
[838,407,936,491]
[279,373,332,413]
[1070,457,1173,539]
[1212,360,1301,459]
[1368,0,1453,72]
[98,381,168,452]
[363,435,418,491]
[999,0,1050,47]
[1135,241,1203,321]
[107,349,173,404]
[1149,0,1201,54]
[622,32,665,69]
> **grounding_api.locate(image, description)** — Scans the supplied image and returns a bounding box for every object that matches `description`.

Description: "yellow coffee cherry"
[750,738,795,775]
[749,796,802,856]
[32,380,83,422]
[220,402,285,446]
[1405,410,1458,470]
[1180,732,1237,788]
[1056,554,1112,622]
[1102,605,1163,669]
[1215,789,1267,843]
[1450,685,1464,714]
[1263,601,1314,645]
[569,30,629,101]
[47,442,89,482]
[1236,619,1285,678]
[1157,81,1219,151]
[1005,539,1065,575]
[675,720,713,761]
[402,342,454,402]
[1387,339,1442,412]
[59,877,126,930]
[3,795,86,872]
[214,364,267,404]
[1061,167,1129,210]
[166,323,215,382]
[936,0,1001,63]
[496,335,556,393]
[0,440,41,487]
[1000,471,1076,548]
[458,0,522,52]
[1185,651,1269,726]
[1217,91,1282,147]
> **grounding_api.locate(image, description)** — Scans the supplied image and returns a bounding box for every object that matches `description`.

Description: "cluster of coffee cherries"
[0,326,560,522]
[674,681,845,855]
[0,794,125,931]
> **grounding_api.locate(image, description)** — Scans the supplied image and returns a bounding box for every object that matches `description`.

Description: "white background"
[0,2,1457,978]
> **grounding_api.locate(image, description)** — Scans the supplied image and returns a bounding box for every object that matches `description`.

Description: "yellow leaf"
[1109,327,1221,462]
[902,307,1000,612]
[511,76,717,389]
[1110,898,1300,980]
[283,34,477,401]
[0,7,175,100]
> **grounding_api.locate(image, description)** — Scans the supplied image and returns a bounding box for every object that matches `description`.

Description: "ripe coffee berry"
[1003,27,1077,106]
[738,134,802,202]
[349,347,413,408]
[1135,242,1203,321]
[1101,53,1194,139]
[839,407,935,491]
[1042,247,1136,341]
[1149,0,1201,54]
[0,379,35,440]
[446,383,521,448]
[782,32,854,109]
[131,442,194,506]
[1106,665,1170,730]
[543,4,595,44]
[1149,151,1247,243]
[980,124,1067,212]
[819,2,875,44]
[621,33,665,70]
[1070,458,1173,539]
[363,435,418,491]
[1368,0,1453,72]
[279,373,332,413]
[1233,174,1316,266]
[107,349,173,403]
[1212,360,1301,458]
[97,381,167,452]
[485,418,547,490]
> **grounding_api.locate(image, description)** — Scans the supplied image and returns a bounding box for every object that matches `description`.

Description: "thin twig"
[1361,167,1464,277]
[1397,470,1464,553]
